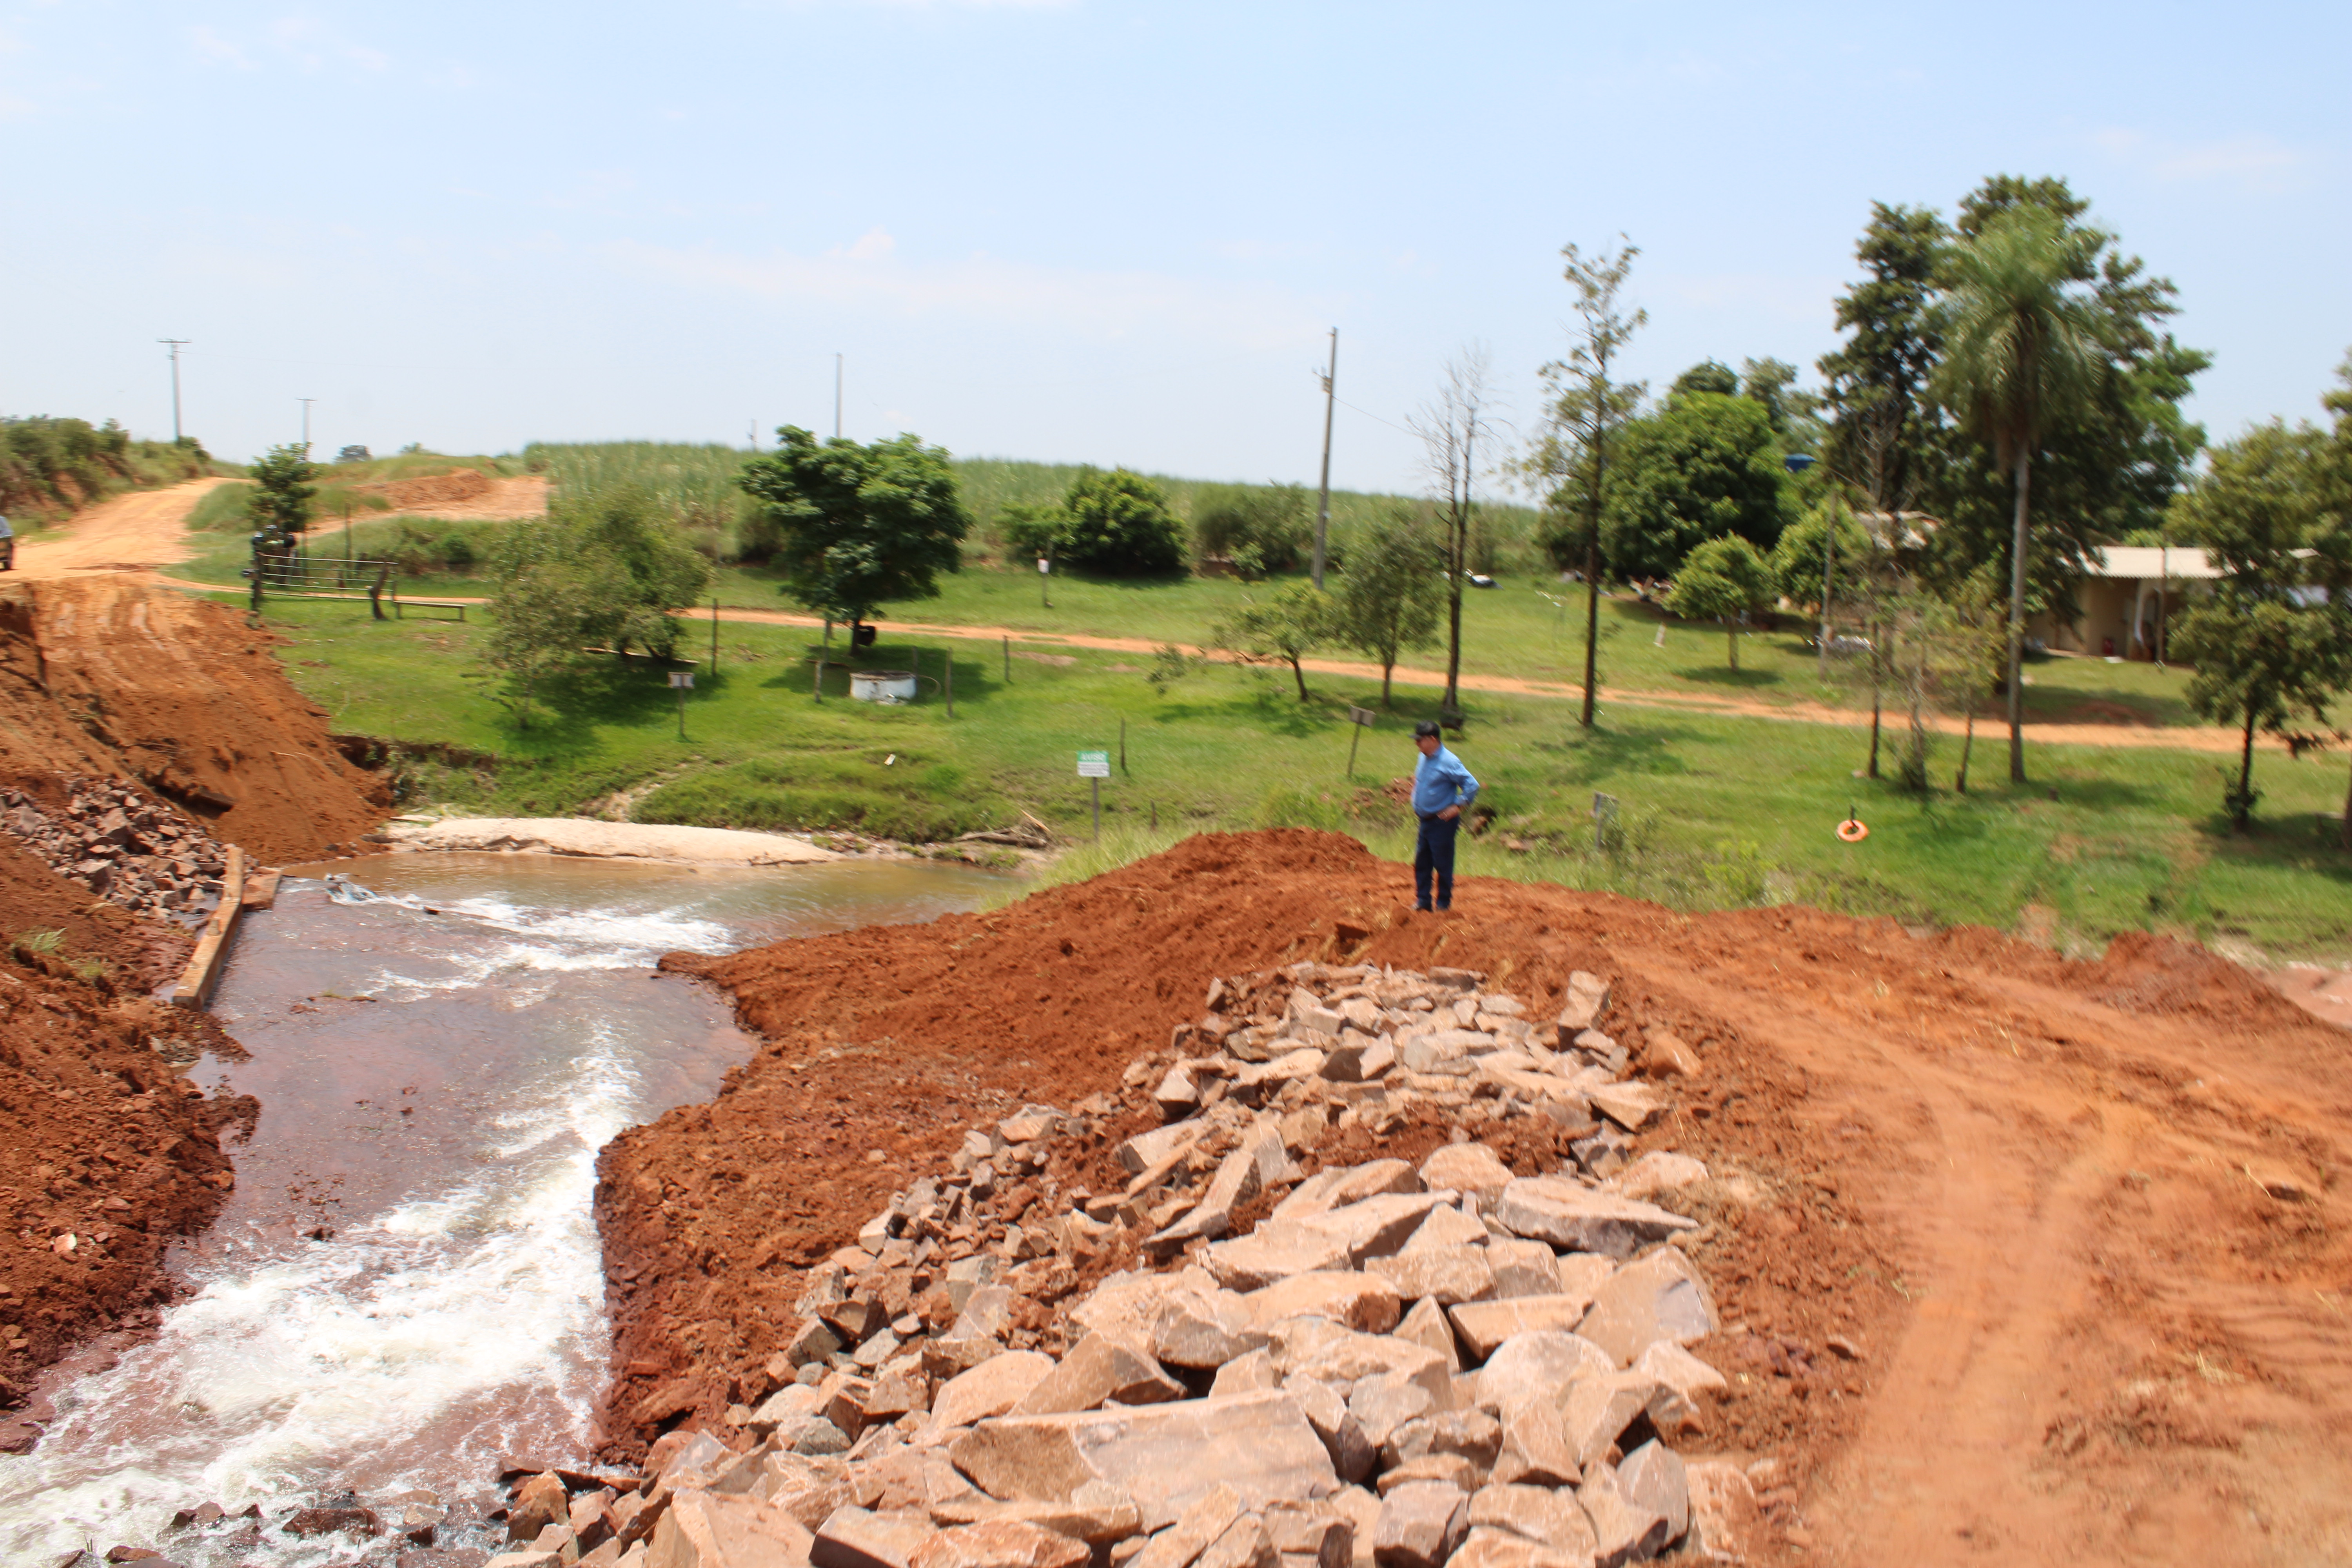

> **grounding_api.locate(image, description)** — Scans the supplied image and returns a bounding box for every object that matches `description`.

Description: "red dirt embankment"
[605,830,2352,1568]
[0,577,388,1428]
[0,578,387,862]
[0,837,251,1439]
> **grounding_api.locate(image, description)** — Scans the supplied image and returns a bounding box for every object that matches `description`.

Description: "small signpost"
[1078,749,1110,839]
[1591,789,1619,853]
[1346,705,1376,777]
[669,669,694,738]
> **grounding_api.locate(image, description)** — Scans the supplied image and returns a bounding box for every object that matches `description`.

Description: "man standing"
[1410,720,1479,912]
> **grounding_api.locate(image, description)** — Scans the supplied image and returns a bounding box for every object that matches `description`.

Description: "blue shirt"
[1412,745,1479,817]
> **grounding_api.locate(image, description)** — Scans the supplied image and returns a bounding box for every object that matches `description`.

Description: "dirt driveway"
[13,477,232,579]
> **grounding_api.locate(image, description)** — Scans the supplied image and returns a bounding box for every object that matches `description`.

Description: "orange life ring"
[1837,818,1869,842]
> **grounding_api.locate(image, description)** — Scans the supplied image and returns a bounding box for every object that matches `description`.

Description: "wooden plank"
[172,844,247,1010]
[242,869,281,911]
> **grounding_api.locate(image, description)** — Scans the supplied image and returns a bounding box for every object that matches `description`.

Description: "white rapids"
[0,852,997,1566]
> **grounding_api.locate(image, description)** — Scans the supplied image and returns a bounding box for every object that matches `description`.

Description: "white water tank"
[849,669,919,704]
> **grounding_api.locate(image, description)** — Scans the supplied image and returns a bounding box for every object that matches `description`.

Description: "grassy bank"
[241,591,2352,959]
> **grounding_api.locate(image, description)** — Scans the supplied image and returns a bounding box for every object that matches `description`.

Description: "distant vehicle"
[337,445,372,463]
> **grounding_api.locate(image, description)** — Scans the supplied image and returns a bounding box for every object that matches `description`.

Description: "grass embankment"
[249,593,2352,959]
[0,417,222,527]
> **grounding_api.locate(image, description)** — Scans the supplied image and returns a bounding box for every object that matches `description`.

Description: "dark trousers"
[1414,813,1458,909]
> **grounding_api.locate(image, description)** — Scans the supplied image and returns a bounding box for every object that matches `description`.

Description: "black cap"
[1413,720,1441,739]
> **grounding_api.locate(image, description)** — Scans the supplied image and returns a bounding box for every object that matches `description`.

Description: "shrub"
[1060,468,1185,575]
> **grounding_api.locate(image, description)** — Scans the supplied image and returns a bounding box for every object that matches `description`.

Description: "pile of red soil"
[355,467,495,508]
[0,842,250,1438]
[0,578,388,863]
[603,829,2352,1566]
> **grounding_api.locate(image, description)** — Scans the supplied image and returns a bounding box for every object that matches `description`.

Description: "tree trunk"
[1867,618,1884,779]
[1444,511,1464,711]
[1580,540,1601,728]
[1290,656,1309,701]
[1726,623,1739,672]
[1957,701,1975,793]
[2007,450,2033,784]
[1381,661,1395,707]
[2236,705,2258,832]
[2341,753,2352,851]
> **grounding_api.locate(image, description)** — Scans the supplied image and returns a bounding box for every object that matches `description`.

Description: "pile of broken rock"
[503,962,1759,1568]
[0,777,227,922]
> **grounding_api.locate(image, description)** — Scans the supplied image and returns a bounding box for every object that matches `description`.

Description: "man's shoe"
[1435,902,1451,912]
[1414,902,1433,913]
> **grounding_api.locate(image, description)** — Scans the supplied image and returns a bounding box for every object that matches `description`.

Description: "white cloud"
[603,236,1324,347]
[2094,127,2312,193]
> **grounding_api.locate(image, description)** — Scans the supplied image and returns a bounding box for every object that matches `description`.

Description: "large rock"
[1069,1272,1180,1345]
[1201,1225,1352,1292]
[1585,1084,1664,1133]
[1127,1482,1245,1568]
[1632,1342,1727,1434]
[1245,1271,1403,1334]
[1417,1145,1514,1203]
[1575,1249,1715,1369]
[1559,1374,1661,1472]
[1280,1332,1448,1401]
[1120,1123,1208,1176]
[1553,973,1610,1038]
[1490,1180,1695,1259]
[814,1506,942,1568]
[1195,1512,1279,1568]
[1150,1140,1267,1249]
[510,1474,570,1542]
[1370,1481,1469,1568]
[1379,1409,1502,1473]
[1681,1462,1762,1564]
[947,1392,1338,1531]
[650,1491,817,1568]
[1472,1332,1613,1414]
[1447,1295,1605,1361]
[1449,1524,1595,1568]
[1399,1207,1488,1253]
[1485,1240,1566,1300]
[1613,1442,1688,1546]
[934,1352,1056,1429]
[1366,1247,1495,1308]
[1346,1375,1437,1451]
[1287,1378,1377,1483]
[1573,1465,1668,1568]
[908,1519,1091,1568]
[1392,1297,1461,1374]
[1486,1401,1581,1489]
[1273,1162,1421,1225]
[1016,1332,1185,1414]
[1154,1287,1272,1369]
[1466,1485,1597,1558]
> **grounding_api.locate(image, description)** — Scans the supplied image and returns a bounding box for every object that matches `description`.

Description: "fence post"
[944,648,954,718]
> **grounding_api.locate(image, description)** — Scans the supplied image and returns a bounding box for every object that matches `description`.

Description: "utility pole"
[834,354,844,440]
[1312,328,1337,590]
[158,339,190,443]
[299,398,316,450]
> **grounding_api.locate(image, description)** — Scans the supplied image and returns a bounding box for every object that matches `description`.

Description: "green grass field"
[242,591,2352,960]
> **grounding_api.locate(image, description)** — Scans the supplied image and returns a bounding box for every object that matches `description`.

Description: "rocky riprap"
[1,778,226,923]
[481,961,1765,1568]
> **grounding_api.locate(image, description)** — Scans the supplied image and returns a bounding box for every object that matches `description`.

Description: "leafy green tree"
[1770,500,1871,613]
[561,485,715,660]
[1671,361,1739,398]
[247,443,318,534]
[1817,202,1949,515]
[1665,536,1776,671]
[2323,352,2352,848]
[1943,567,2010,793]
[1192,483,1309,581]
[1933,204,2107,784]
[1059,468,1185,575]
[1216,581,1337,700]
[740,426,971,632]
[1531,240,1646,728]
[1602,392,1791,582]
[483,524,594,728]
[1739,357,1822,447]
[1337,508,1446,705]
[995,503,1067,564]
[2169,421,2347,830]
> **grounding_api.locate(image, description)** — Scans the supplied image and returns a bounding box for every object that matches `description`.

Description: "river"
[0,852,999,1565]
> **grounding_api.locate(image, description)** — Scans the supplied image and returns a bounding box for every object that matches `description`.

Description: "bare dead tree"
[1412,345,1504,716]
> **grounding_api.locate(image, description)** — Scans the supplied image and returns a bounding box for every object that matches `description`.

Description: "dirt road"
[613,830,2352,1566]
[13,477,231,579]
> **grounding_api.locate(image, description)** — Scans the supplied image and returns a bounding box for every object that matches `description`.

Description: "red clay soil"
[602,829,2352,1568]
[0,578,388,863]
[0,842,251,1436]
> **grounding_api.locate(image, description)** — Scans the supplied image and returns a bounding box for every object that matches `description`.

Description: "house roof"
[2086,545,2221,581]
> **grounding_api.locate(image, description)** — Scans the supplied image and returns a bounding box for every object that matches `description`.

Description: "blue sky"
[3,1,2345,495]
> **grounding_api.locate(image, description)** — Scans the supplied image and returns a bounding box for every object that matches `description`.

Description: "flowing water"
[0,852,999,1565]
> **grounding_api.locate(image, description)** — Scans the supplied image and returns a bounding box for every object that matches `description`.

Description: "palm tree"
[1934,208,2105,783]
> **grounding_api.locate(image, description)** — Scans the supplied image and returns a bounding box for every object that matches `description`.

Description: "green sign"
[1076,750,1111,779]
